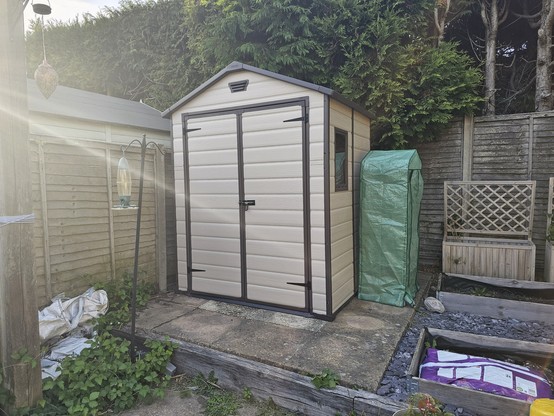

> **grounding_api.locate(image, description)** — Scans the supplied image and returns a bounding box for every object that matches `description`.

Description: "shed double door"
[184,101,310,311]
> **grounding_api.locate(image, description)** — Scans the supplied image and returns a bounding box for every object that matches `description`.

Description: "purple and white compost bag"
[419,348,553,402]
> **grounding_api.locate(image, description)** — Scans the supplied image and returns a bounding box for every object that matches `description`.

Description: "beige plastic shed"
[163,62,371,319]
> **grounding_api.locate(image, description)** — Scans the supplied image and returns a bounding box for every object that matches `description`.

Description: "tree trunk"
[481,0,499,115]
[434,0,451,46]
[535,0,554,111]
[480,0,509,115]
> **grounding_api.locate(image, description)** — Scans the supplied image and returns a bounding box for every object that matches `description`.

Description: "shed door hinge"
[283,114,308,123]
[286,281,312,290]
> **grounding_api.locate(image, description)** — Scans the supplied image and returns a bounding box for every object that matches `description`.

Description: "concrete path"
[131,272,432,392]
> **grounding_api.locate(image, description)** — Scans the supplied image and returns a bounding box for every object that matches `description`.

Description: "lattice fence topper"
[444,181,536,238]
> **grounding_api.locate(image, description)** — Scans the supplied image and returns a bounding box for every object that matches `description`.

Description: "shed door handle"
[239,200,256,211]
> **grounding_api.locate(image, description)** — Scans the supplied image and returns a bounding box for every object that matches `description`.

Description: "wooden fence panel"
[472,115,530,180]
[165,152,178,290]
[415,112,554,279]
[531,115,554,271]
[416,119,464,266]
[31,139,165,307]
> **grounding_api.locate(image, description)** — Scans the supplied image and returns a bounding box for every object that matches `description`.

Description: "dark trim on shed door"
[301,102,312,312]
[323,95,332,316]
[351,108,358,294]
[181,115,193,294]
[236,111,247,300]
[181,97,313,313]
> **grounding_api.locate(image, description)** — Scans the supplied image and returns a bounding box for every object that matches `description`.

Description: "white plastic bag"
[38,288,108,342]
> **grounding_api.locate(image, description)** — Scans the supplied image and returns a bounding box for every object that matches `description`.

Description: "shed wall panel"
[329,99,355,312]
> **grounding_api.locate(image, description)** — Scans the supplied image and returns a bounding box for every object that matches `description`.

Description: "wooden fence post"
[154,149,167,292]
[0,0,42,407]
[462,114,474,181]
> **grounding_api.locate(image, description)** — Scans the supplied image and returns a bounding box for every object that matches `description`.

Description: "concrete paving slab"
[132,272,434,398]
[285,330,391,391]
[200,301,326,332]
[211,319,314,367]
[154,309,243,347]
[135,298,200,331]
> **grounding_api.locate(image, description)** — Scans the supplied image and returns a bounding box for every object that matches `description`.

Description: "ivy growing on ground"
[93,274,155,331]
[22,276,174,415]
[39,334,175,415]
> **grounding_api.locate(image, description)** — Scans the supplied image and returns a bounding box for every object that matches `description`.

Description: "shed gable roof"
[162,61,373,119]
[27,80,170,132]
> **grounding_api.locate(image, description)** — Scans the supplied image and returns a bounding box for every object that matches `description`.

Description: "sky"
[25,0,122,29]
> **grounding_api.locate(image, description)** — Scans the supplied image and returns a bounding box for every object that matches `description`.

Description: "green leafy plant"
[40,333,175,415]
[405,393,454,416]
[242,387,253,401]
[0,368,14,416]
[190,372,239,416]
[311,369,340,389]
[470,287,489,297]
[93,274,155,331]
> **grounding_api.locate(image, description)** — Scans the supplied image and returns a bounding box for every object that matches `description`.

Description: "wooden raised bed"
[442,181,536,281]
[436,273,554,323]
[408,328,554,416]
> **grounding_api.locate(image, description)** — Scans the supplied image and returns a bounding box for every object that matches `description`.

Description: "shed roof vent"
[228,80,249,93]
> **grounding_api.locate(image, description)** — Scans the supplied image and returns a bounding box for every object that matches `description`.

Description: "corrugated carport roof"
[27,80,170,132]
[161,61,374,119]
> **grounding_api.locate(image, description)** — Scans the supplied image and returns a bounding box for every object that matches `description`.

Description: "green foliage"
[407,393,454,416]
[0,368,15,416]
[321,0,482,148]
[311,368,340,389]
[26,0,482,147]
[190,372,239,416]
[26,0,200,110]
[38,333,175,415]
[184,0,325,84]
[205,390,240,416]
[93,274,154,331]
[242,387,253,401]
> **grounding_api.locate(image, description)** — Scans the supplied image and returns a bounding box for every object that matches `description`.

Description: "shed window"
[335,129,348,191]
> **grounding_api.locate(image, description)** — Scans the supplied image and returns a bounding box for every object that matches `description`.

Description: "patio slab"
[132,272,432,393]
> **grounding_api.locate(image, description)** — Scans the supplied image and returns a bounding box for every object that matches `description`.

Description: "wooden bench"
[442,181,536,280]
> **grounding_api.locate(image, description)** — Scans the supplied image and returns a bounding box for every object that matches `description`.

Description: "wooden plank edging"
[115,330,405,416]
[437,291,554,323]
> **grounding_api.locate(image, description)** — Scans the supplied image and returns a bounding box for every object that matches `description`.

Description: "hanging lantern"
[34,60,58,99]
[117,155,132,208]
[34,5,58,99]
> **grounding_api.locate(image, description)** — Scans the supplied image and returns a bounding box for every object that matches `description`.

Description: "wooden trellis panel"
[443,181,536,280]
[444,181,536,239]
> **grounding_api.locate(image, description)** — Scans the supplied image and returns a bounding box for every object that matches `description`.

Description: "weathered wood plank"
[446,272,554,289]
[437,291,554,323]
[115,330,405,416]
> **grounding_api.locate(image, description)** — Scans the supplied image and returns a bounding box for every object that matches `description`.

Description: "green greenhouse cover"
[358,150,423,307]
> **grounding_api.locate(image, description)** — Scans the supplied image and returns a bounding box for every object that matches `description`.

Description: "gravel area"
[377,304,554,415]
